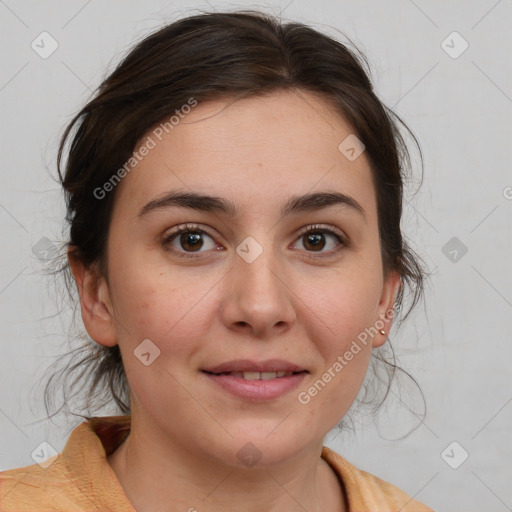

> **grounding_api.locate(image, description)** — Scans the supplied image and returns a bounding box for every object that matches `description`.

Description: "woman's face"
[79,89,399,467]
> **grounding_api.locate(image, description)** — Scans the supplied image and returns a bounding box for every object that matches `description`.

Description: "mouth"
[201,359,309,400]
[201,359,308,377]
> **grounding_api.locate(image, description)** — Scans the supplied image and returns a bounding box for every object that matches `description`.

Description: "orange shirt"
[0,415,433,511]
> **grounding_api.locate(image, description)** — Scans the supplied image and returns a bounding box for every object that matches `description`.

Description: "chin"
[205,423,316,469]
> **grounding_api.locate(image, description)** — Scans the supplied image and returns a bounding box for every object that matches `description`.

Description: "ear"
[372,270,401,348]
[67,247,117,347]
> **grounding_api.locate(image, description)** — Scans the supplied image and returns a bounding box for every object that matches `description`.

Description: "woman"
[0,10,432,511]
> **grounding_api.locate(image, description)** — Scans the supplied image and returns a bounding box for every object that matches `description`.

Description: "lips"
[202,366,307,401]
[201,359,309,400]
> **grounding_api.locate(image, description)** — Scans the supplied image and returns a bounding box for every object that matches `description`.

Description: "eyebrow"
[137,190,366,221]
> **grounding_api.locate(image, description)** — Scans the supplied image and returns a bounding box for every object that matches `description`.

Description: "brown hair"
[42,10,426,431]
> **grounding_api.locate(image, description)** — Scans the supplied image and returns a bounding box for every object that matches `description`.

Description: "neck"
[107,417,345,512]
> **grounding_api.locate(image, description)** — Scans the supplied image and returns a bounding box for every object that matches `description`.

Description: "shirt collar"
[60,414,134,511]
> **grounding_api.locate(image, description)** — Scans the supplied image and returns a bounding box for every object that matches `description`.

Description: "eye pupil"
[181,232,203,251]
[305,232,325,251]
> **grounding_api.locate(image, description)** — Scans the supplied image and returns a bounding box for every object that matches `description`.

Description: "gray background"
[1,1,511,510]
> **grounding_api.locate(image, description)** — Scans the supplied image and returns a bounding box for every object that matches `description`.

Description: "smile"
[202,370,308,401]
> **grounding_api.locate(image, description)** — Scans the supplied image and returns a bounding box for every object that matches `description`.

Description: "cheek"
[310,294,375,397]
[112,267,214,406]
[295,281,378,432]
[109,247,220,340]
[305,264,383,346]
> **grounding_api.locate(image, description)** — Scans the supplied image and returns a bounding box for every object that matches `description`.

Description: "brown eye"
[178,231,204,252]
[163,224,218,257]
[294,225,346,255]
[303,232,326,251]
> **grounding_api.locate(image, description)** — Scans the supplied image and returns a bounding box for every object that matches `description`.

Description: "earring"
[379,329,386,335]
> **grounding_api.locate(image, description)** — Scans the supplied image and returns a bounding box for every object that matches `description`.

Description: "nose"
[219,240,297,339]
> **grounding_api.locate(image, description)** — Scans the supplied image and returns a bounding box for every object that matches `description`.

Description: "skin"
[69,89,400,512]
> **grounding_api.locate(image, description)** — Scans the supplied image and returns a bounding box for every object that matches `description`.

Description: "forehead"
[113,89,377,221]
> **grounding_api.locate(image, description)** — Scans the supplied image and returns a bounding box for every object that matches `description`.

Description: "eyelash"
[162,223,347,259]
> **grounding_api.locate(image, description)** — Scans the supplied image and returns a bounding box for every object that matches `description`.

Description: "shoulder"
[321,446,435,511]
[0,457,84,511]
[1,416,134,512]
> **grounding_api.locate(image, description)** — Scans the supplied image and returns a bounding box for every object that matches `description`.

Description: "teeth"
[243,371,261,380]
[212,371,299,379]
[239,371,294,380]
